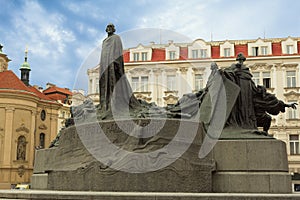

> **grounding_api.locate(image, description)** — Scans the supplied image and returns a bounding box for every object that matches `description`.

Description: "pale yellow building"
[88,36,300,191]
[0,46,65,189]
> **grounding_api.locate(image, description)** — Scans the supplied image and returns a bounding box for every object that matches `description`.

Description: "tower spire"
[19,46,31,86]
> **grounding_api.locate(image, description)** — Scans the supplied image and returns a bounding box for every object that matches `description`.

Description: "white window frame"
[167,75,176,91]
[141,76,149,92]
[133,53,139,61]
[141,52,148,61]
[192,50,198,59]
[287,45,294,54]
[261,46,268,55]
[131,77,139,92]
[288,100,298,119]
[224,48,231,57]
[169,51,176,60]
[200,49,207,58]
[290,135,300,155]
[194,74,203,90]
[287,70,296,88]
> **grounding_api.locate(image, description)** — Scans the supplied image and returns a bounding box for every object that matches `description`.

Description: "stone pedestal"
[212,139,292,193]
[32,119,215,192]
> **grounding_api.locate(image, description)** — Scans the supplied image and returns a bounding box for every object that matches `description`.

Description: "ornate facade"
[88,36,300,191]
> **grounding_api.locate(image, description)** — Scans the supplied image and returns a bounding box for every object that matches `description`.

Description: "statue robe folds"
[222,64,257,130]
[99,34,139,113]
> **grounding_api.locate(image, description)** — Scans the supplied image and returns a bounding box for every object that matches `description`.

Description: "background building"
[0,46,72,189]
[88,36,300,190]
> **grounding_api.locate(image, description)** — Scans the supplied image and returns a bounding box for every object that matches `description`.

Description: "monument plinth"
[32,119,215,192]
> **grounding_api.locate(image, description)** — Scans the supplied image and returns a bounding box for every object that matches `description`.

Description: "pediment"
[16,123,29,133]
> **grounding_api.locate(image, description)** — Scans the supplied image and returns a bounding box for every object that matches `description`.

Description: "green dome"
[20,61,31,70]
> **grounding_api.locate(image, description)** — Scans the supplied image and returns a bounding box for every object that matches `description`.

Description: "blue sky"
[0,0,300,92]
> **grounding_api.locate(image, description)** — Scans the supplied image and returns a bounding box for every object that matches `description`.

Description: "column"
[179,67,188,96]
[28,110,36,168]
[149,69,155,102]
[3,107,15,167]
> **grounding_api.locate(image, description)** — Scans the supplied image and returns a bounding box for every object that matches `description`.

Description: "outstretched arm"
[285,102,298,109]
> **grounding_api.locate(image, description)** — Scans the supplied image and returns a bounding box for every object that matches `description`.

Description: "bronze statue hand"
[287,102,298,109]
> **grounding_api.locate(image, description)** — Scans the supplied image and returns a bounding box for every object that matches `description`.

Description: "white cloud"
[134,0,285,41]
[11,1,75,59]
[5,0,77,88]
[62,1,105,20]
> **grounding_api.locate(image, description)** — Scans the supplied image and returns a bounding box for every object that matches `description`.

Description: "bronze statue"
[220,53,297,134]
[98,23,140,119]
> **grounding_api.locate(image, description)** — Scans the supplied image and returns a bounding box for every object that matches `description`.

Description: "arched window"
[39,133,45,149]
[17,136,26,160]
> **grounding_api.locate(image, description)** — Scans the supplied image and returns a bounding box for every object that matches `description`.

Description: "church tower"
[19,47,31,86]
[0,44,11,72]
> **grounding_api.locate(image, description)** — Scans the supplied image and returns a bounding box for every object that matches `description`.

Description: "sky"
[0,0,300,93]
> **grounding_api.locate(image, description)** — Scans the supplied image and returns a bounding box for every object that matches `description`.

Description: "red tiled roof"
[43,86,72,96]
[0,70,58,103]
[0,70,32,92]
[28,86,53,101]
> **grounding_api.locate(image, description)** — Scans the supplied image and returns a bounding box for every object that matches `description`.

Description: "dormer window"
[287,45,294,54]
[130,44,152,62]
[224,48,231,57]
[248,39,272,56]
[200,49,207,58]
[133,53,139,61]
[192,50,198,59]
[252,47,259,56]
[188,39,211,59]
[169,51,176,60]
[220,41,234,57]
[282,37,298,54]
[261,46,268,55]
[141,52,148,61]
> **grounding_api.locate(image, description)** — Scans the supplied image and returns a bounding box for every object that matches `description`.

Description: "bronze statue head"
[236,52,246,67]
[106,23,116,35]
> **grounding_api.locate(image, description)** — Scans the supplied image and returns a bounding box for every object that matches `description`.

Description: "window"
[262,72,271,88]
[17,136,26,160]
[287,70,296,87]
[141,76,149,92]
[200,49,207,58]
[290,135,300,155]
[169,51,176,60]
[224,48,231,57]
[252,72,260,85]
[195,74,203,90]
[167,75,176,91]
[252,47,259,56]
[288,101,298,119]
[141,52,148,61]
[192,50,198,59]
[261,46,268,55]
[133,53,139,61]
[287,45,294,54]
[40,110,46,121]
[39,133,45,149]
[131,77,139,91]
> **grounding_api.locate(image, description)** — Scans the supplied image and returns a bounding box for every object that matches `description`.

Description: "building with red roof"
[0,46,71,189]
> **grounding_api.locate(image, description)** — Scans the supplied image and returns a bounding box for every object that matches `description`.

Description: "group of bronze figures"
[69,24,297,136]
